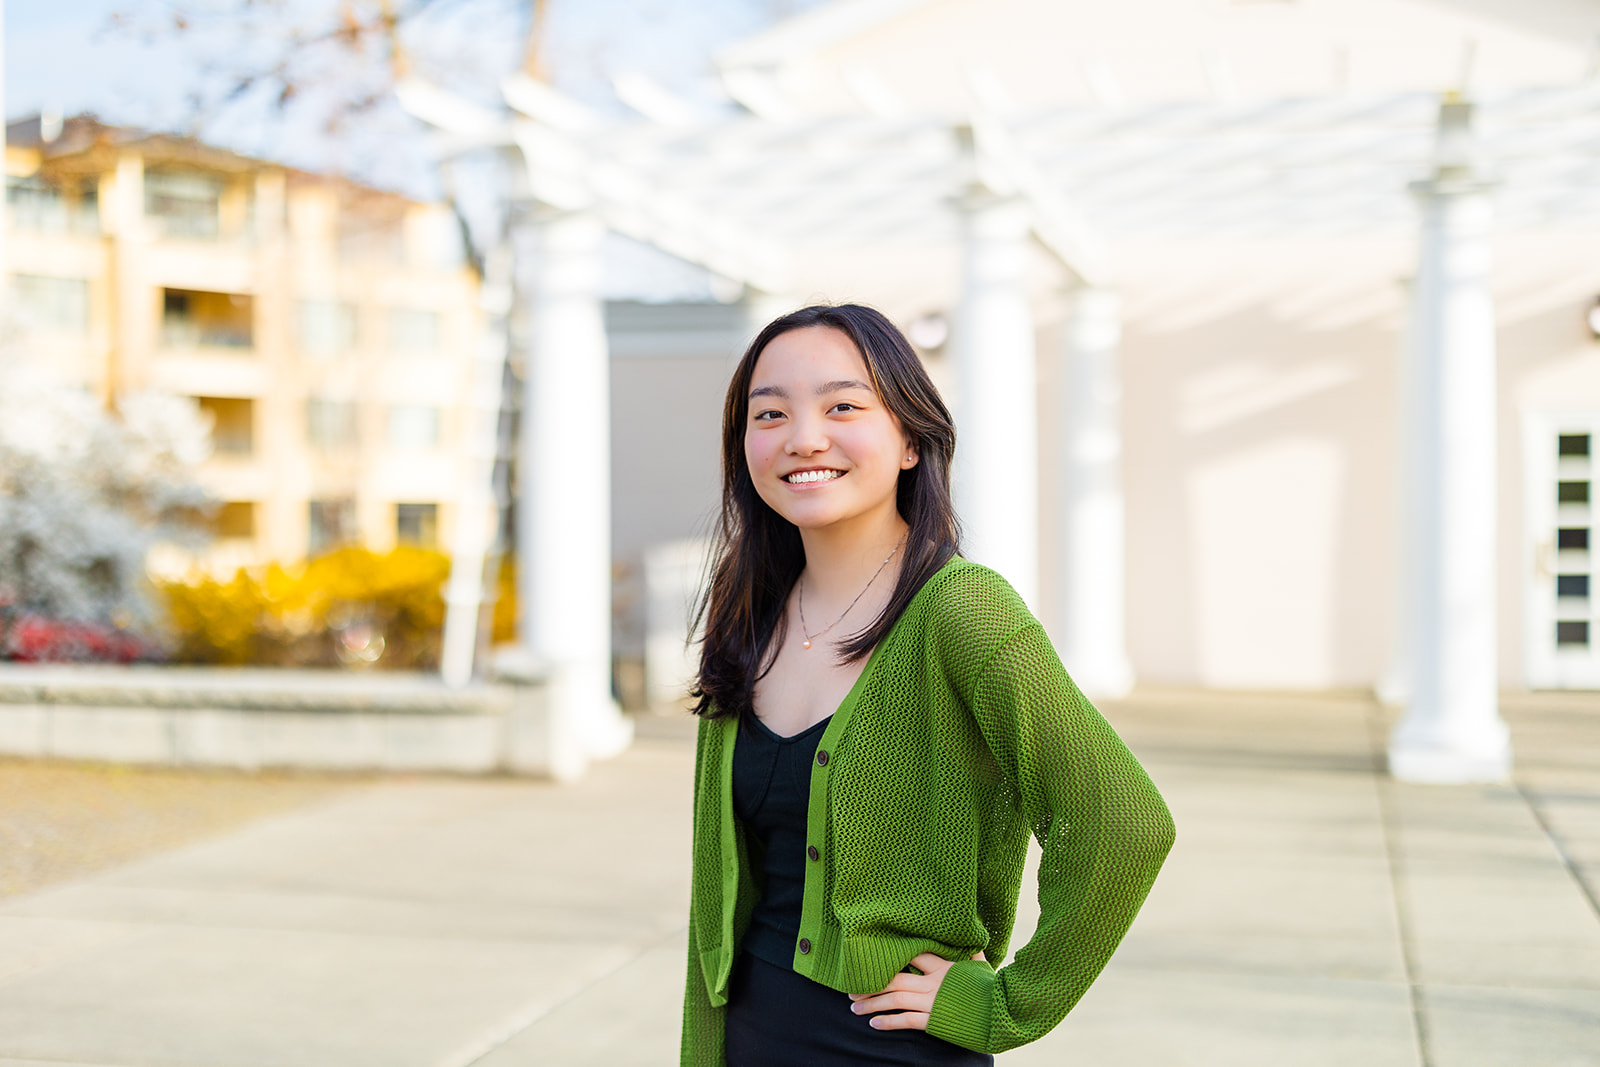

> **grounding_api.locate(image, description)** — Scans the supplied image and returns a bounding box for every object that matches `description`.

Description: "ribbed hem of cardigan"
[926,959,995,1053]
[699,946,730,1008]
[798,933,957,995]
[837,935,930,991]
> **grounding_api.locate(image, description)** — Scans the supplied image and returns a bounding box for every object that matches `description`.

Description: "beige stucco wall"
[1077,231,1600,692]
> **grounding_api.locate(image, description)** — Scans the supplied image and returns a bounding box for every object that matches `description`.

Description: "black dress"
[726,711,994,1067]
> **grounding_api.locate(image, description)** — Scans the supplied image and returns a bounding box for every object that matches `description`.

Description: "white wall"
[1106,232,1600,691]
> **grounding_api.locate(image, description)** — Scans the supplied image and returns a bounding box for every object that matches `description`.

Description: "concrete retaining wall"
[0,665,565,777]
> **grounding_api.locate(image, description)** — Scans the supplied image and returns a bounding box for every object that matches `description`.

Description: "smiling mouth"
[784,469,845,485]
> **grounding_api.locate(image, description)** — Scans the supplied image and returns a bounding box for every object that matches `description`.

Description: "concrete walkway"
[1,692,1596,1066]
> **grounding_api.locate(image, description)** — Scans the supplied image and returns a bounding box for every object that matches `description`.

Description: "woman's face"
[744,325,917,534]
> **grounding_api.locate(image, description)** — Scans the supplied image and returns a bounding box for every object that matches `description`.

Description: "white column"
[954,194,1038,607]
[1389,99,1511,784]
[1056,286,1134,697]
[440,241,513,688]
[516,208,632,776]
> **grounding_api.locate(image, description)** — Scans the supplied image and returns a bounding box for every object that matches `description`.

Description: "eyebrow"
[748,379,874,401]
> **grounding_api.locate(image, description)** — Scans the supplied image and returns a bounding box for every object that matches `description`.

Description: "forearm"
[931,623,1176,1053]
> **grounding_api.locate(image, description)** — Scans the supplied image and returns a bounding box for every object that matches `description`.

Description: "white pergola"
[403,72,1600,782]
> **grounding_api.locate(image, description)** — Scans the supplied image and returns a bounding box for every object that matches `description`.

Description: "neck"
[796,503,910,604]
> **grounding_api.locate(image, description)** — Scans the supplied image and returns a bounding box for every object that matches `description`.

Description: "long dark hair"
[690,304,961,720]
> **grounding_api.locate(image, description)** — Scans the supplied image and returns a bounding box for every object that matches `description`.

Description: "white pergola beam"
[397,78,508,141]
[501,96,791,293]
[400,76,792,293]
[502,73,601,134]
[963,116,1109,287]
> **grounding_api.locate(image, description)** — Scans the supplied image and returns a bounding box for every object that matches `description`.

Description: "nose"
[784,411,830,457]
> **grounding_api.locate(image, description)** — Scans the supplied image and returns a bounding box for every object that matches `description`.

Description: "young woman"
[682,304,1174,1066]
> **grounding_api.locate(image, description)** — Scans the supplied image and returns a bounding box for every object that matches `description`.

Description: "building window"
[213,501,255,540]
[307,398,358,452]
[7,174,98,234]
[11,274,90,333]
[162,288,254,349]
[396,503,439,547]
[145,168,223,240]
[297,299,358,356]
[196,396,254,455]
[388,308,440,353]
[308,498,357,554]
[338,216,405,264]
[386,405,441,450]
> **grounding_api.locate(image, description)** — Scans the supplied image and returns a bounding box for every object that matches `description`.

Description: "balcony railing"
[159,321,254,350]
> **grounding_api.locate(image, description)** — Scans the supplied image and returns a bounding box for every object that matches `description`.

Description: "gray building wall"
[605,300,748,666]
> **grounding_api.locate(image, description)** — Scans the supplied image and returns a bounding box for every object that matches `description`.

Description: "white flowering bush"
[0,365,215,658]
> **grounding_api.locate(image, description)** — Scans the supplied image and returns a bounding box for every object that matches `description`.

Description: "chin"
[762,496,845,529]
[776,508,842,530]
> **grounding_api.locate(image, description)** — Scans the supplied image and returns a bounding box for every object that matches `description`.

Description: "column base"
[1387,735,1512,784]
[546,665,634,782]
[493,650,635,781]
[1374,665,1409,708]
[581,697,635,761]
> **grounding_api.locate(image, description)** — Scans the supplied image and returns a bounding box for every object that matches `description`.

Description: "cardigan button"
[807,845,820,862]
[816,750,829,767]
[798,938,812,954]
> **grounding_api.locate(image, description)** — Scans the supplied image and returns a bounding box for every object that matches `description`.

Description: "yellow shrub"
[492,554,517,645]
[159,546,456,670]
[160,571,271,666]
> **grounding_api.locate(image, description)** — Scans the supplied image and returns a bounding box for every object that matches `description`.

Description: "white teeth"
[785,469,844,484]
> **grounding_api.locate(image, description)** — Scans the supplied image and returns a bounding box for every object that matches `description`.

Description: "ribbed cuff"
[926,959,995,1053]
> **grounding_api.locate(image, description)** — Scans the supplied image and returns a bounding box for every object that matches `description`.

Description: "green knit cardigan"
[681,558,1175,1064]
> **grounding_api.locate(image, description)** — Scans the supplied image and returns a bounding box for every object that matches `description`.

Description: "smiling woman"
[696,306,959,714]
[680,305,1176,1067]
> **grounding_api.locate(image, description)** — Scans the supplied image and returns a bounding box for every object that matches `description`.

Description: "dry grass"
[0,758,354,900]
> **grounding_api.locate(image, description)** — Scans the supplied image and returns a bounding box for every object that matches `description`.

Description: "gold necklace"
[797,534,907,651]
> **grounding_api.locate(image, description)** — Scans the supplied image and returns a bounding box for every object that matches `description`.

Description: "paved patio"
[0,691,1596,1066]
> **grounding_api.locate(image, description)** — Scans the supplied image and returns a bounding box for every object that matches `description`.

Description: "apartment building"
[4,114,481,573]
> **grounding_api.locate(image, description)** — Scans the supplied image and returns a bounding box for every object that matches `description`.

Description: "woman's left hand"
[848,952,975,1031]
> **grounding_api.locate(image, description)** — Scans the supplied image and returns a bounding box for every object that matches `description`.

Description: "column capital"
[956,188,1031,230]
[1407,176,1497,202]
[1063,284,1121,318]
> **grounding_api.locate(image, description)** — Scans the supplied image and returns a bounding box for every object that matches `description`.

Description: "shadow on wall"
[1122,294,1399,691]
[1121,245,1600,693]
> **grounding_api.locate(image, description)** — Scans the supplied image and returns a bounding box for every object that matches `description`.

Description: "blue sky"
[3,0,821,193]
[6,1,195,129]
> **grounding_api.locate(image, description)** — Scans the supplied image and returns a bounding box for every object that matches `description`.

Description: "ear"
[901,442,919,470]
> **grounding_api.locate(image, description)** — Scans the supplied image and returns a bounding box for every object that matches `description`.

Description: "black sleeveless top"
[731,710,830,969]
[726,710,994,1067]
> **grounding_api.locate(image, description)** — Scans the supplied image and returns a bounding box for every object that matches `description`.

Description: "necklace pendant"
[802,640,812,650]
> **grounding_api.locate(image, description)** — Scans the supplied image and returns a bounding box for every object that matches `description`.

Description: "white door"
[1524,414,1600,688]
